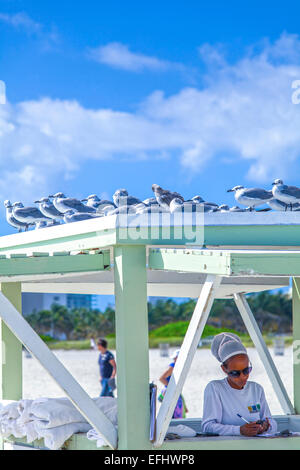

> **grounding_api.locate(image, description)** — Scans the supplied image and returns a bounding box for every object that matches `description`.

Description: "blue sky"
[0,1,299,308]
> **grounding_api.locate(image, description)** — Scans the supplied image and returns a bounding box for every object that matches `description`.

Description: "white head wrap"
[211,332,247,363]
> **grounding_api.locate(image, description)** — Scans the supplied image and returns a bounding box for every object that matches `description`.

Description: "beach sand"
[23,347,293,417]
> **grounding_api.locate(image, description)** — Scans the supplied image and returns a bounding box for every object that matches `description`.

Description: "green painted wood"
[0,283,22,450]
[231,253,300,276]
[159,436,300,450]
[149,249,231,274]
[7,434,300,450]
[0,230,116,256]
[293,278,300,413]
[203,225,300,247]
[149,248,300,277]
[0,283,22,400]
[0,252,110,277]
[114,245,151,450]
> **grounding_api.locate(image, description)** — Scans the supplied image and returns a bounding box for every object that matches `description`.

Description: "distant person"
[90,337,96,350]
[158,349,188,418]
[202,332,277,436]
[97,338,116,397]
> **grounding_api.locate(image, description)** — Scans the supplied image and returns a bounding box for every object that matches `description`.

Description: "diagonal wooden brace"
[0,292,118,449]
[154,274,222,447]
[234,292,294,415]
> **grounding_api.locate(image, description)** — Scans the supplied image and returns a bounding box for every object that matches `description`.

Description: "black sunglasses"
[225,364,252,378]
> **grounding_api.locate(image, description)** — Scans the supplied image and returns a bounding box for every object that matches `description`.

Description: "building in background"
[22,293,98,316]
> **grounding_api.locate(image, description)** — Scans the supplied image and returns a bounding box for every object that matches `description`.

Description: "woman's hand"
[257,418,270,434]
[240,422,263,436]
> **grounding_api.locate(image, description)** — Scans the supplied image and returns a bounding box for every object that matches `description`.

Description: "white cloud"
[88,42,179,72]
[0,11,59,49]
[0,12,42,34]
[1,33,300,202]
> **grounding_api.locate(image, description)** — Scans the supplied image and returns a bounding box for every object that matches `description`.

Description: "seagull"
[82,195,116,213]
[217,204,230,212]
[135,204,168,214]
[4,200,32,232]
[81,194,101,208]
[34,197,64,222]
[63,210,102,224]
[143,197,159,206]
[228,206,247,212]
[272,179,300,210]
[106,205,138,215]
[35,221,48,229]
[50,193,96,214]
[227,185,273,211]
[113,189,142,207]
[12,202,52,225]
[169,198,215,213]
[152,184,184,210]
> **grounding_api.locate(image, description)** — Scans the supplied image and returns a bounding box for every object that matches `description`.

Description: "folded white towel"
[168,424,196,437]
[86,423,196,448]
[0,396,118,450]
[35,422,92,450]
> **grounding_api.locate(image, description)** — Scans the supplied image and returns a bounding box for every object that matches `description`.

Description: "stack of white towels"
[0,397,196,450]
[0,396,118,450]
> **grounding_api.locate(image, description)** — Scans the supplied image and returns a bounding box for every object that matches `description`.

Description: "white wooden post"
[0,292,118,449]
[233,293,294,415]
[154,274,222,447]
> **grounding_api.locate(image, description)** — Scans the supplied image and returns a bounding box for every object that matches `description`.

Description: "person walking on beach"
[97,338,117,397]
[158,349,188,418]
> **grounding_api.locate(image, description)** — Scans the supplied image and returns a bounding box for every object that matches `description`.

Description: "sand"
[22,347,293,417]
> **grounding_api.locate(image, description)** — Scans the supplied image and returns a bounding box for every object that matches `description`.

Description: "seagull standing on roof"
[227,185,273,211]
[4,200,32,232]
[113,189,142,207]
[170,198,216,213]
[50,193,96,214]
[106,205,139,215]
[12,202,52,225]
[34,197,64,222]
[143,197,159,206]
[152,184,184,211]
[271,179,300,210]
[82,195,116,213]
[63,210,102,224]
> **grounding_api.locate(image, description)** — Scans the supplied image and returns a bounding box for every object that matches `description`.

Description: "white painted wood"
[0,292,117,449]
[21,281,288,298]
[233,293,294,415]
[154,274,222,447]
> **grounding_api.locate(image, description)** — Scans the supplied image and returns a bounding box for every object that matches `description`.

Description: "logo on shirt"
[248,404,261,413]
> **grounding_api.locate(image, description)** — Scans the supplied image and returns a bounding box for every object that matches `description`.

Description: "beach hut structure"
[1,211,300,449]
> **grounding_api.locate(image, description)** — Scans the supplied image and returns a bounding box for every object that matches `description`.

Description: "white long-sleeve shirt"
[202,378,277,436]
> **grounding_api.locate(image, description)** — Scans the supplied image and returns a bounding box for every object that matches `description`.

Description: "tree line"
[26,290,292,341]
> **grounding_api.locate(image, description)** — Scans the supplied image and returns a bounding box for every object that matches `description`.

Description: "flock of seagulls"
[4,180,300,232]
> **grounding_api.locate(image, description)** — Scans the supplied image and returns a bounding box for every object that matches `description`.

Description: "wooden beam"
[0,252,110,277]
[114,245,151,450]
[0,283,22,450]
[233,293,294,415]
[149,248,300,277]
[293,278,300,413]
[0,293,117,449]
[149,248,231,275]
[154,275,221,447]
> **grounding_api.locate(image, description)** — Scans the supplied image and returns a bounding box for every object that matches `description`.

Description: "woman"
[159,350,188,418]
[202,333,277,436]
